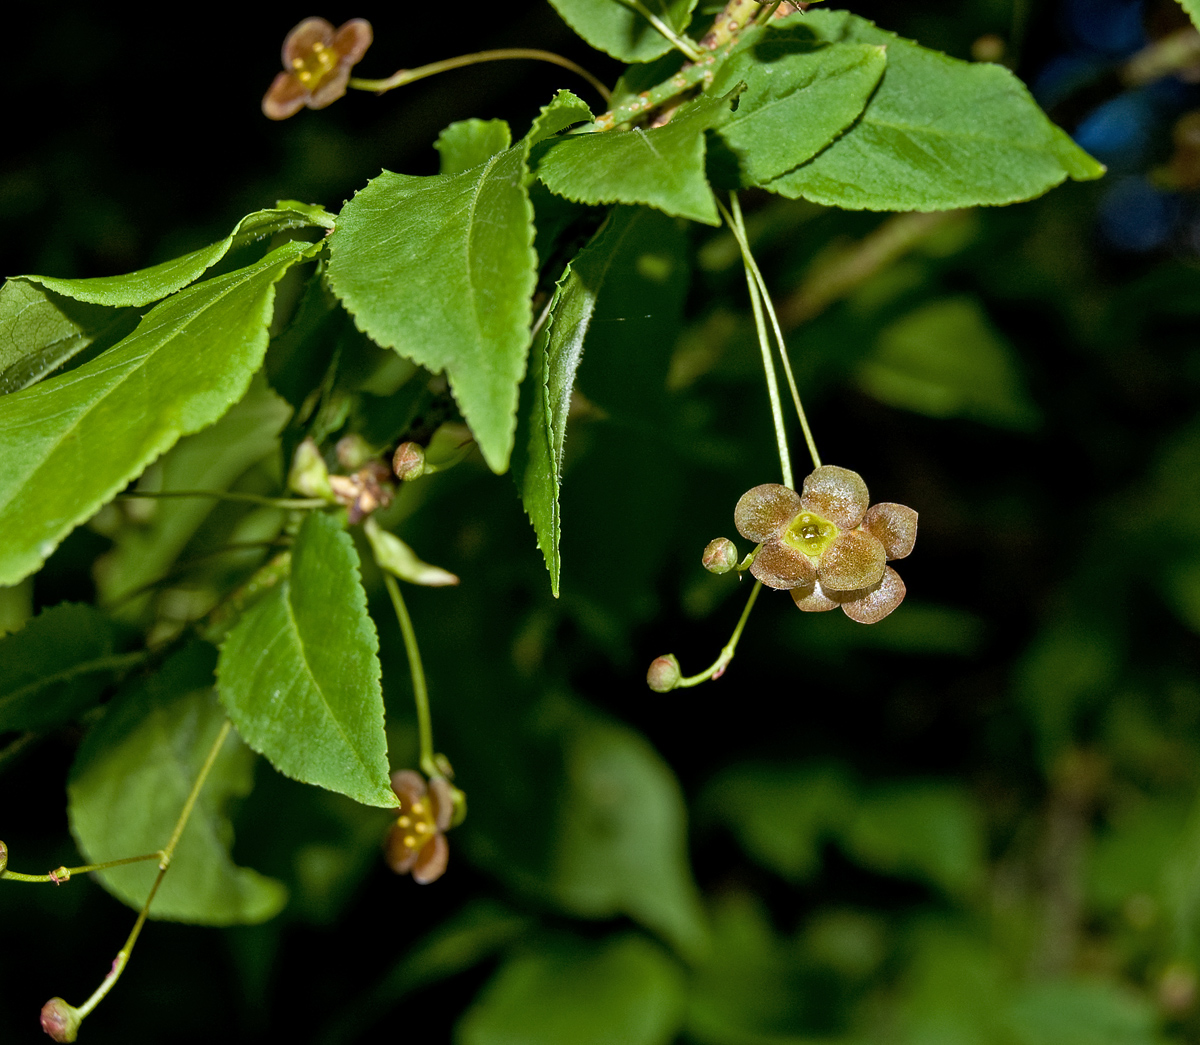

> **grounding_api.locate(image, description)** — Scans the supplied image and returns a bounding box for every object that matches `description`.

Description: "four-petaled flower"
[734,465,917,624]
[385,770,452,884]
[262,18,373,121]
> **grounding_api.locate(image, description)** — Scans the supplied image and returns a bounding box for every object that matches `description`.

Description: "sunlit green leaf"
[771,11,1104,210]
[217,510,395,808]
[435,119,513,175]
[0,603,123,733]
[534,89,743,225]
[0,240,317,587]
[1179,0,1200,32]
[458,932,687,1045]
[860,297,1040,429]
[67,643,287,924]
[709,25,887,185]
[547,0,700,62]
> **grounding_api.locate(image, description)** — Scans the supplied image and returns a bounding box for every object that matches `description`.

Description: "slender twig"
[727,194,821,469]
[117,490,327,510]
[70,720,234,1024]
[616,0,704,60]
[382,573,437,779]
[2,852,163,884]
[351,48,611,105]
[0,731,37,772]
[677,581,763,686]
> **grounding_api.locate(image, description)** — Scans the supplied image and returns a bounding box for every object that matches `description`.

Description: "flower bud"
[702,538,739,575]
[0,839,7,873]
[335,433,373,471]
[40,998,81,1043]
[392,441,426,481]
[647,654,682,693]
[287,438,334,500]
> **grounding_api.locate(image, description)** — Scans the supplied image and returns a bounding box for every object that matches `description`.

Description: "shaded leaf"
[1006,981,1162,1045]
[458,932,687,1045]
[771,11,1104,210]
[534,89,744,225]
[859,297,1040,429]
[67,643,287,924]
[217,511,395,808]
[436,119,513,175]
[0,603,123,733]
[709,25,887,185]
[0,240,317,587]
[94,375,292,613]
[547,0,700,62]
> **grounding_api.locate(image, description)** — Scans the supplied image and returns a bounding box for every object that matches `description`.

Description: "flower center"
[291,40,338,87]
[780,511,838,558]
[395,798,438,851]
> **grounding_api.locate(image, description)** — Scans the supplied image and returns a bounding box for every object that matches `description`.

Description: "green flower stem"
[1,852,163,884]
[677,580,763,687]
[350,49,612,105]
[753,1,786,25]
[0,731,36,772]
[70,719,233,1026]
[717,196,792,488]
[721,194,822,471]
[616,0,704,60]
[117,490,328,509]
[382,573,437,779]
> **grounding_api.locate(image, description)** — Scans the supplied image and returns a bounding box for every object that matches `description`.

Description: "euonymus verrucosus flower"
[734,465,917,624]
[384,771,453,885]
[262,17,373,120]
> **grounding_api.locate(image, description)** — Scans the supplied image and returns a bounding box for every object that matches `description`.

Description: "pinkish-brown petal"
[791,577,838,612]
[390,769,427,806]
[412,833,449,884]
[332,18,373,64]
[863,502,918,560]
[840,566,906,624]
[800,465,870,529]
[307,65,352,109]
[428,776,455,833]
[734,484,801,544]
[750,540,817,590]
[262,72,309,120]
[384,822,420,874]
[818,530,886,592]
[282,17,335,67]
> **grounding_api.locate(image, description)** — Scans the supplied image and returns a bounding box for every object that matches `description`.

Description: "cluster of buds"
[732,465,917,623]
[288,437,397,523]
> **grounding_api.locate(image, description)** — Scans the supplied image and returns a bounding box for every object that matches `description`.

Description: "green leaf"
[94,376,292,612]
[0,240,316,587]
[700,762,857,882]
[1179,0,1200,32]
[845,782,986,898]
[550,702,709,959]
[514,204,692,597]
[67,643,287,924]
[547,0,700,62]
[709,26,887,185]
[1007,981,1161,1045]
[217,511,395,808]
[458,932,687,1045]
[534,89,743,225]
[435,119,513,175]
[328,146,536,474]
[0,207,332,396]
[859,297,1041,429]
[770,10,1104,210]
[0,603,124,733]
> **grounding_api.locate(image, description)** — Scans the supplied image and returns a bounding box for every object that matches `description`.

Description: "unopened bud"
[447,783,468,828]
[0,840,6,873]
[392,441,425,481]
[40,998,81,1043]
[647,654,682,693]
[336,433,373,471]
[288,438,334,500]
[702,537,739,574]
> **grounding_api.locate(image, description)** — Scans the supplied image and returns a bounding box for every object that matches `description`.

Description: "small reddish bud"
[702,538,739,574]
[647,654,682,692]
[40,998,81,1043]
[0,839,7,873]
[392,441,426,481]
